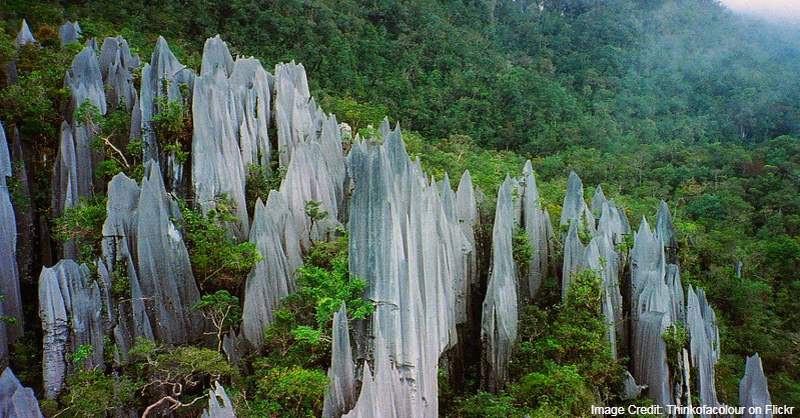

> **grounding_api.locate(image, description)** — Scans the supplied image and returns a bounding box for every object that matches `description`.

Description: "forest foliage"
[1,0,799,413]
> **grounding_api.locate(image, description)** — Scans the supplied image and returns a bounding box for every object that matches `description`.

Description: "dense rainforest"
[0,0,799,416]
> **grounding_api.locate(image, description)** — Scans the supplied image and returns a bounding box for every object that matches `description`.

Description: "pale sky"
[720,0,800,22]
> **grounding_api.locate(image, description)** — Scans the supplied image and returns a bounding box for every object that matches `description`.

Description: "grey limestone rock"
[521,161,553,300]
[455,170,479,323]
[561,220,586,300]
[346,124,471,415]
[0,368,44,418]
[241,192,302,348]
[15,20,35,47]
[38,260,104,399]
[66,46,107,118]
[322,304,357,418]
[633,311,673,408]
[59,21,81,47]
[274,61,314,167]
[481,176,518,392]
[739,354,771,418]
[100,163,203,354]
[200,382,236,418]
[656,200,678,262]
[99,36,138,112]
[192,37,274,238]
[687,285,720,414]
[0,122,22,355]
[560,171,594,234]
[139,36,195,188]
[630,218,666,321]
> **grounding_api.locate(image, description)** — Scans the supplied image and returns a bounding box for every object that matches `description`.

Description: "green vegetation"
[450,269,625,417]
[512,226,533,280]
[52,195,107,264]
[193,290,242,352]
[3,0,800,411]
[178,196,261,290]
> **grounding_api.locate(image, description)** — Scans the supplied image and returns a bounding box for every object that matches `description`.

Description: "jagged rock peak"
[274,61,316,167]
[0,367,44,417]
[201,35,234,76]
[633,311,673,408]
[481,176,518,391]
[67,46,108,119]
[687,285,720,414]
[560,170,594,233]
[591,184,607,215]
[38,260,104,399]
[99,36,139,112]
[0,121,22,359]
[322,304,356,418]
[739,354,771,418]
[241,192,302,348]
[200,382,236,418]
[656,200,677,253]
[521,161,552,299]
[561,220,586,300]
[15,19,35,47]
[59,21,81,46]
[99,162,203,355]
[140,36,195,163]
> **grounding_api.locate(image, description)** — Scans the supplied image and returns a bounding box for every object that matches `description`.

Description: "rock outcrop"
[322,304,357,418]
[99,162,203,355]
[346,124,473,415]
[38,260,104,399]
[520,161,552,300]
[687,285,720,415]
[739,354,771,418]
[274,62,314,167]
[59,21,81,47]
[0,122,22,360]
[192,36,274,239]
[481,176,518,392]
[15,20,35,47]
[241,191,302,349]
[455,171,480,322]
[139,37,195,190]
[200,382,236,418]
[0,368,44,418]
[99,36,139,113]
[560,171,594,233]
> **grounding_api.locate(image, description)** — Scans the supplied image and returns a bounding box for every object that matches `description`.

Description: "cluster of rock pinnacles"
[0,19,773,417]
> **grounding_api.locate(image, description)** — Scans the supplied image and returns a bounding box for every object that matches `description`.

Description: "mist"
[720,0,800,23]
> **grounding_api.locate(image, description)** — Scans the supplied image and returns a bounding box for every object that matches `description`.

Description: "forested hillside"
[1,0,799,416]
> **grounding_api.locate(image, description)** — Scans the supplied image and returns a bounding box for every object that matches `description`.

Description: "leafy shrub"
[179,196,261,289]
[55,370,137,418]
[251,365,328,418]
[193,290,242,352]
[53,196,107,264]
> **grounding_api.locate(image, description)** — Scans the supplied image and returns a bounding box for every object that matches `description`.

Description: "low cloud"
[720,0,800,23]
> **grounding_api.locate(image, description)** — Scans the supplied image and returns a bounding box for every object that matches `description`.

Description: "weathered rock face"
[38,260,104,399]
[630,218,666,321]
[0,367,44,418]
[59,21,81,46]
[139,36,195,190]
[687,285,720,415]
[0,121,23,359]
[455,170,480,323]
[99,162,203,355]
[560,171,594,233]
[274,62,315,167]
[99,36,139,113]
[520,161,553,300]
[561,220,586,300]
[192,36,274,239]
[634,311,673,407]
[656,200,678,262]
[15,20,35,47]
[322,304,357,418]
[739,354,771,418]
[52,46,108,231]
[200,382,236,418]
[241,191,302,349]
[481,176,518,392]
[279,140,342,250]
[345,124,473,416]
